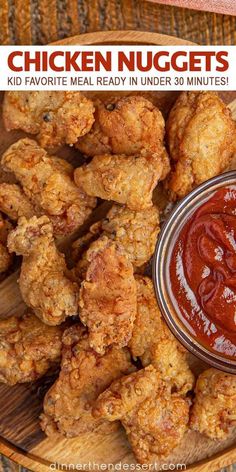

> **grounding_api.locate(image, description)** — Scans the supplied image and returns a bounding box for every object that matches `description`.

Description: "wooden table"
[0,1,236,471]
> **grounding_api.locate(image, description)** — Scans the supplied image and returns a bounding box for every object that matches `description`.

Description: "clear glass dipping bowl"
[152,170,236,373]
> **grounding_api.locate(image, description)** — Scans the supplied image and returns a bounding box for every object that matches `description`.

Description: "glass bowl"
[152,170,236,374]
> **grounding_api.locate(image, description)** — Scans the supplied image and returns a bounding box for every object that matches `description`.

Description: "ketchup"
[169,185,236,358]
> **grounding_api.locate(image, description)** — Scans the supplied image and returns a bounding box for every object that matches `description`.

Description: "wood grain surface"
[0,84,235,471]
[0,0,236,46]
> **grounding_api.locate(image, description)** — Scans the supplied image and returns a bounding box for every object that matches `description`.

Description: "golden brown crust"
[2,138,96,235]
[71,221,103,265]
[0,311,64,385]
[0,241,12,274]
[7,216,79,325]
[190,368,236,440]
[76,96,167,158]
[79,236,137,354]
[74,153,163,211]
[129,276,194,395]
[93,365,190,463]
[129,276,163,359]
[146,336,195,396]
[166,91,236,199]
[99,204,160,268]
[40,324,135,437]
[0,214,13,274]
[0,183,36,221]
[72,204,160,270]
[70,221,103,286]
[3,91,95,148]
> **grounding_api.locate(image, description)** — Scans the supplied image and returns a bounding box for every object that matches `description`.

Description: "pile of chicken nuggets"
[0,90,236,464]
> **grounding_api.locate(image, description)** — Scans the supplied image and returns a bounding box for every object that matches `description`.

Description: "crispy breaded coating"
[72,204,160,269]
[74,153,163,210]
[166,91,236,199]
[129,276,194,395]
[70,222,103,285]
[0,311,64,385]
[145,336,194,396]
[99,204,160,268]
[0,243,11,274]
[7,216,79,325]
[190,368,236,440]
[2,138,96,235]
[79,236,137,354]
[3,91,95,148]
[76,96,167,158]
[129,276,163,359]
[0,183,36,221]
[0,214,13,273]
[72,221,102,264]
[40,324,135,437]
[93,365,190,463]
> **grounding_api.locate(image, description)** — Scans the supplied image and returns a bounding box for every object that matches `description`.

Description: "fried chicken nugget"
[129,276,163,359]
[2,138,96,235]
[190,368,236,440]
[0,213,13,274]
[3,91,95,148]
[79,236,137,354]
[72,221,103,266]
[74,153,163,210]
[40,324,135,437]
[0,311,64,385]
[98,204,160,268]
[93,365,190,463]
[0,243,11,274]
[145,337,194,396]
[129,276,194,395]
[0,183,36,221]
[166,91,236,199]
[7,216,79,325]
[76,96,168,159]
[72,204,160,269]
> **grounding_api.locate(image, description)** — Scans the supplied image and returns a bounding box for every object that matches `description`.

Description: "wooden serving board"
[0,31,236,472]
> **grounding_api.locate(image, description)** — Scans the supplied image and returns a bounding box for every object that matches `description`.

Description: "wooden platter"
[0,31,236,472]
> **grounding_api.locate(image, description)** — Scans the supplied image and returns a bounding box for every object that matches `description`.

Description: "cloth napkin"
[147,0,236,16]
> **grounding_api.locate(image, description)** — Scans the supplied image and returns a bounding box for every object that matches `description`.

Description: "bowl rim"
[152,170,236,373]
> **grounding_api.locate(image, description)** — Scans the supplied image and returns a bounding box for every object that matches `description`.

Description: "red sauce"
[169,185,236,358]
